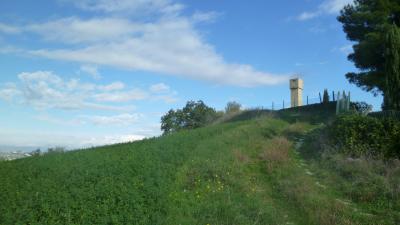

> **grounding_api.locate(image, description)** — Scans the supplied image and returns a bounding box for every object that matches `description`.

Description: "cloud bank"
[0,71,177,111]
[0,0,288,87]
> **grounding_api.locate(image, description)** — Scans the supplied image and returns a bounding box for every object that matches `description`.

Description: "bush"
[329,114,400,158]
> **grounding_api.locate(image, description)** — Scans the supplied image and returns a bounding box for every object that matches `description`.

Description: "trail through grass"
[0,113,397,224]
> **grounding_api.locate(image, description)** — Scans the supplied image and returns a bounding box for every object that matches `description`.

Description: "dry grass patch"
[233,150,251,164]
[259,136,291,172]
[283,122,308,138]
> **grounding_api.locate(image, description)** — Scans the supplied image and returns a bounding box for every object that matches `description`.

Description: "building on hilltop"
[290,78,303,107]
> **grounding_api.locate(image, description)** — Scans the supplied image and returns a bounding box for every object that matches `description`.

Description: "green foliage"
[161,100,218,134]
[225,101,241,114]
[337,0,400,96]
[352,101,373,115]
[384,24,400,110]
[46,147,65,154]
[369,110,400,120]
[30,148,41,156]
[300,128,400,224]
[329,114,400,158]
[323,89,330,103]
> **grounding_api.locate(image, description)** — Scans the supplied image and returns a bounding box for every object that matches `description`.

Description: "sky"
[0,0,383,151]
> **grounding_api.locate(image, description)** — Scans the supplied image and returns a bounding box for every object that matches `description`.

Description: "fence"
[264,91,340,111]
[368,110,400,120]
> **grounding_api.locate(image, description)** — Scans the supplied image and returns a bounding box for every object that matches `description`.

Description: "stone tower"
[290,78,303,107]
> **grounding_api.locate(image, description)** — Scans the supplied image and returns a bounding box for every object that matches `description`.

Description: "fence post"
[336,92,340,115]
[347,91,351,110]
[319,92,322,103]
[283,100,285,109]
[332,91,335,101]
[307,96,309,105]
[272,102,274,111]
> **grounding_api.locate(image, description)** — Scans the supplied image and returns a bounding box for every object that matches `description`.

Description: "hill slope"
[0,109,397,225]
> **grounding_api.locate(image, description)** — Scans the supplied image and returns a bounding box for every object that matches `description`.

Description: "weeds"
[301,124,400,224]
[233,150,251,164]
[259,136,291,172]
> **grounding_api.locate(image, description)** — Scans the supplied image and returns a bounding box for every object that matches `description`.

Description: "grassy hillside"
[0,107,398,225]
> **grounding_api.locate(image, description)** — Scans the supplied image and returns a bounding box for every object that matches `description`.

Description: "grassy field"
[0,107,398,224]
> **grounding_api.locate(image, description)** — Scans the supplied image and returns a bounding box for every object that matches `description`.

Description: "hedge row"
[329,114,400,158]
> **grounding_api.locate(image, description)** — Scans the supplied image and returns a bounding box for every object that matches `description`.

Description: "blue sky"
[0,0,382,150]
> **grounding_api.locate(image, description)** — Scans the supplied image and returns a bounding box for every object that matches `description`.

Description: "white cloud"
[0,45,24,54]
[191,11,220,23]
[62,0,177,14]
[297,12,319,21]
[297,0,354,21]
[34,114,85,126]
[82,113,142,126]
[0,129,146,149]
[339,44,353,54]
[93,89,148,102]
[79,134,146,147]
[80,65,101,79]
[0,83,21,101]
[150,83,170,93]
[152,95,178,103]
[0,23,21,34]
[35,112,147,127]
[295,62,305,67]
[0,71,176,110]
[320,0,354,14]
[98,82,125,91]
[2,0,288,87]
[26,17,145,44]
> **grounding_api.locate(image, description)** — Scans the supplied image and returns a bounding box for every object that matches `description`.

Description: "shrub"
[329,114,400,158]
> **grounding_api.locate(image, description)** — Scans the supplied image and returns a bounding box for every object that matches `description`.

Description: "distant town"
[0,151,32,161]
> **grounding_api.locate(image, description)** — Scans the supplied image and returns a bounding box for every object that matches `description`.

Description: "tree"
[161,109,184,134]
[161,100,218,134]
[352,101,373,115]
[337,0,400,102]
[323,89,330,103]
[30,148,41,156]
[384,25,400,110]
[225,101,242,114]
[181,100,217,129]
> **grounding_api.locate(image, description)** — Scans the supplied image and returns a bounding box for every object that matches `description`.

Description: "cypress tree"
[384,25,400,110]
[322,89,330,104]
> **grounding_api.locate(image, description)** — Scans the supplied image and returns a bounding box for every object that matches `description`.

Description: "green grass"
[0,106,398,224]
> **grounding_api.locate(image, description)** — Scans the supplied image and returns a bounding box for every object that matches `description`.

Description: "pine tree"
[384,25,400,110]
[337,0,400,101]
